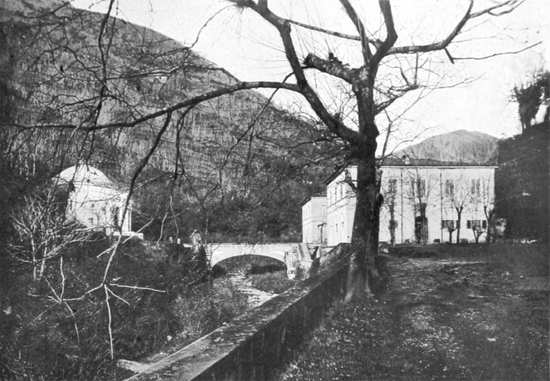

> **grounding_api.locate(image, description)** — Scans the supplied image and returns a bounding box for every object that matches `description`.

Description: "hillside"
[0,0,333,241]
[397,130,498,164]
[496,123,548,240]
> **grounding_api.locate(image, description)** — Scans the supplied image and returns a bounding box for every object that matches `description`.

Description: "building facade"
[321,162,496,246]
[301,196,327,244]
[56,165,134,235]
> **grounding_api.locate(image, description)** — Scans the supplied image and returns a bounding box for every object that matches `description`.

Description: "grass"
[280,243,549,380]
[390,243,548,276]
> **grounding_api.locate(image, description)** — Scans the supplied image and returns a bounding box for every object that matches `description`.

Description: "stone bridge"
[207,243,324,279]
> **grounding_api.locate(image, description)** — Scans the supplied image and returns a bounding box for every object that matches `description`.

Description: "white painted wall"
[58,165,133,234]
[301,197,327,244]
[325,165,496,245]
[326,167,357,246]
[67,185,132,233]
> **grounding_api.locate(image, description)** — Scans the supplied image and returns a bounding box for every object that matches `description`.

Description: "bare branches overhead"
[228,0,361,144]
[387,0,473,55]
[339,0,373,63]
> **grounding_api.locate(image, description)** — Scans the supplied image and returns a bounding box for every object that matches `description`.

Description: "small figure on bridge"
[190,229,209,281]
[190,229,202,247]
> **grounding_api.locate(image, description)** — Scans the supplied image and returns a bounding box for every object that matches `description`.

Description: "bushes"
[170,279,249,343]
[248,271,296,294]
[0,236,251,380]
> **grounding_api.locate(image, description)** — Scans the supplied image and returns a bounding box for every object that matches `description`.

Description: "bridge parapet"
[123,244,350,381]
[208,243,333,279]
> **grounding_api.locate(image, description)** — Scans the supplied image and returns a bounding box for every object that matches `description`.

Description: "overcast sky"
[72,0,549,147]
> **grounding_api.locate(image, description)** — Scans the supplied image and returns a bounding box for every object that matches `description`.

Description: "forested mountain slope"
[0,0,336,241]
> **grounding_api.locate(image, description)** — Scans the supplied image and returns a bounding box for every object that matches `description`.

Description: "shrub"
[248,271,296,294]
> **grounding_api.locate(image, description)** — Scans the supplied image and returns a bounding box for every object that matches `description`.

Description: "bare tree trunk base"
[345,264,373,302]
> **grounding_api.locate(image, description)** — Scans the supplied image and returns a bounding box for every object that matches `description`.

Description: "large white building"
[56,165,134,235]
[303,158,496,246]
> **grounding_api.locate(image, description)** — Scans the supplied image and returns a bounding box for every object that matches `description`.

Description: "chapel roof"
[56,165,116,189]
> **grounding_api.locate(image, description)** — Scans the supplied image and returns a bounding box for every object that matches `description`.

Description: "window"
[441,220,459,230]
[471,179,481,196]
[467,220,482,229]
[388,179,397,194]
[412,178,426,197]
[445,180,454,197]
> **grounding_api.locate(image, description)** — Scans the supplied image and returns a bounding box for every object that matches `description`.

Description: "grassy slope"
[280,244,548,380]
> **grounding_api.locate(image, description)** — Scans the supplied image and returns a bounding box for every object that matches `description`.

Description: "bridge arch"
[211,254,287,277]
[207,243,294,267]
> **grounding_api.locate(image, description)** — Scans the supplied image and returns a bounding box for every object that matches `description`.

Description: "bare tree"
[221,0,529,298]
[471,222,484,243]
[513,71,550,132]
[10,191,95,280]
[3,0,531,311]
[480,176,496,243]
[402,167,438,245]
[381,177,398,246]
[446,173,473,244]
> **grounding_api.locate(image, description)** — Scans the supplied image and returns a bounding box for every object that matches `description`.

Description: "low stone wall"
[124,244,350,381]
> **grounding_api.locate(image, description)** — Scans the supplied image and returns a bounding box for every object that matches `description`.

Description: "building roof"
[300,193,327,206]
[323,155,497,185]
[381,154,497,167]
[56,165,117,189]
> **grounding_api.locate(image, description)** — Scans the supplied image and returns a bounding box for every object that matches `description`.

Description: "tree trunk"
[39,255,46,280]
[484,206,494,244]
[345,145,379,301]
[388,199,396,246]
[456,208,462,244]
[31,238,37,281]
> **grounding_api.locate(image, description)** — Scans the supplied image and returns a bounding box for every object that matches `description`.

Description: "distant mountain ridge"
[396,130,499,165]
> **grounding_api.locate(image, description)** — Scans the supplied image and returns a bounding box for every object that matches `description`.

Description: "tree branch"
[6,81,299,131]
[303,53,355,83]
[229,0,361,144]
[339,0,372,62]
[371,0,398,66]
[387,0,473,55]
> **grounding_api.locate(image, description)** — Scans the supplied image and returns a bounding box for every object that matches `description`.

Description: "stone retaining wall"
[124,244,350,381]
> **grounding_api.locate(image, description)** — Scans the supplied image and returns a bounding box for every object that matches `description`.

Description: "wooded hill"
[0,0,338,242]
[397,130,498,165]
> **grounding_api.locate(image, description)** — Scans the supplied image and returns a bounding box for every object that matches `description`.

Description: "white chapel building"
[56,165,134,235]
[303,157,496,246]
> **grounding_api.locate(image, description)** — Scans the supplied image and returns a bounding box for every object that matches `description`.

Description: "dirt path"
[281,254,549,380]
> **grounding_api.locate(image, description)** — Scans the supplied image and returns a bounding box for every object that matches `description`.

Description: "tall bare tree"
[4,0,530,302]
[222,0,529,298]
